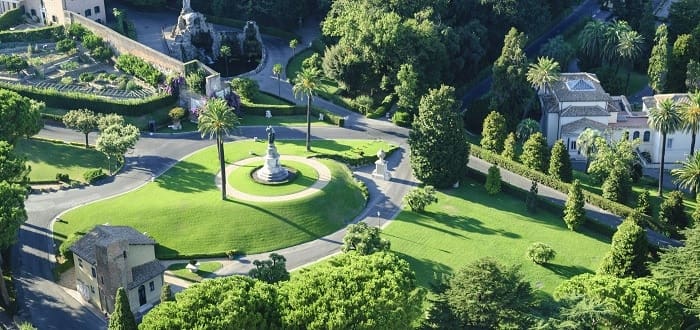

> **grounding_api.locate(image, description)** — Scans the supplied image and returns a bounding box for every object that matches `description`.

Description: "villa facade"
[1,0,105,25]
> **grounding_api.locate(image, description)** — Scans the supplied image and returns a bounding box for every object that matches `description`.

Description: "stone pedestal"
[372,149,391,181]
[255,144,289,182]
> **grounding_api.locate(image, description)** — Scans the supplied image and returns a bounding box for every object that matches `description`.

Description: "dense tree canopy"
[597,214,648,278]
[342,222,390,255]
[62,109,98,148]
[0,89,42,145]
[480,111,507,153]
[249,253,290,284]
[0,181,27,250]
[0,141,28,183]
[490,28,532,131]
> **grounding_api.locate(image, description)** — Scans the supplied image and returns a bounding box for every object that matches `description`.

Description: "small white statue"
[265,110,272,119]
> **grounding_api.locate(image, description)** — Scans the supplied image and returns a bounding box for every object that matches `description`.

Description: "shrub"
[658,190,688,234]
[485,165,502,195]
[226,249,240,259]
[354,95,374,115]
[392,111,411,127]
[481,111,507,153]
[55,173,70,183]
[186,69,206,94]
[115,54,163,87]
[83,168,106,184]
[526,242,556,264]
[526,180,538,212]
[169,107,186,121]
[521,132,549,172]
[125,81,140,91]
[502,132,518,161]
[403,185,438,212]
[90,46,113,62]
[55,39,77,53]
[66,24,88,40]
[0,7,24,30]
[0,25,63,43]
[230,77,259,100]
[60,61,79,71]
[548,140,572,183]
[563,180,586,231]
[60,77,73,85]
[79,72,94,83]
[636,190,653,216]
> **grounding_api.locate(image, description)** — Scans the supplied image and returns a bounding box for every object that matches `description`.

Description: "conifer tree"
[501,132,518,161]
[485,165,502,195]
[548,140,573,182]
[648,24,669,93]
[160,283,173,302]
[602,159,633,203]
[526,181,538,213]
[598,213,648,278]
[563,180,586,230]
[636,190,653,216]
[109,287,136,330]
[521,132,549,172]
[480,111,507,153]
[658,190,688,232]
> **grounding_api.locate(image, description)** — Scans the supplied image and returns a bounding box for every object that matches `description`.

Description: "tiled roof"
[561,118,608,135]
[609,116,650,129]
[70,225,156,264]
[642,93,690,111]
[128,260,165,290]
[550,73,612,102]
[560,105,609,117]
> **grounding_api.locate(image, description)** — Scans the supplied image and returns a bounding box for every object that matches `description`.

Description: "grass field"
[166,262,222,282]
[253,92,294,106]
[228,159,319,196]
[15,138,107,182]
[55,139,394,259]
[384,179,611,295]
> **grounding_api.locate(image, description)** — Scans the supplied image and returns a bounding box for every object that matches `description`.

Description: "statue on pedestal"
[372,149,391,181]
[266,125,276,144]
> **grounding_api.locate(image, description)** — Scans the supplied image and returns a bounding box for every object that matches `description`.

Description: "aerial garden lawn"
[384,179,611,295]
[15,138,107,182]
[55,139,395,259]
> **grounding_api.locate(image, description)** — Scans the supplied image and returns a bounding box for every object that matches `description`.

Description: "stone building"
[4,0,106,25]
[69,225,165,316]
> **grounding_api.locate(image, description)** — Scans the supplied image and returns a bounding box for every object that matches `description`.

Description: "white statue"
[182,0,191,10]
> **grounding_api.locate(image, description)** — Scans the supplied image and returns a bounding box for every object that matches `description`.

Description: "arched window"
[633,131,640,139]
[643,131,650,142]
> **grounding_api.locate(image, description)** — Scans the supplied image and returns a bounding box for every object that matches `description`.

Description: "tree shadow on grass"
[17,138,107,169]
[156,161,213,193]
[543,263,593,279]
[226,198,323,238]
[407,210,521,239]
[393,251,453,288]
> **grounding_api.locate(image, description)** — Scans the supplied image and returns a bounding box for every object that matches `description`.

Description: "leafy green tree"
[515,118,540,143]
[0,181,27,306]
[647,24,669,93]
[526,180,538,213]
[597,214,648,278]
[249,253,290,284]
[539,36,575,69]
[97,113,125,131]
[292,67,321,152]
[96,122,139,175]
[672,152,700,194]
[576,128,602,171]
[602,159,633,203]
[272,63,283,96]
[108,287,136,330]
[636,190,653,216]
[563,180,586,230]
[650,225,700,319]
[485,165,502,195]
[521,132,549,172]
[140,276,281,329]
[648,98,683,196]
[62,109,98,148]
[220,45,232,76]
[554,274,683,329]
[687,59,700,92]
[587,134,639,184]
[668,34,697,92]
[289,38,298,55]
[229,77,259,101]
[342,222,390,255]
[490,28,532,130]
[444,258,535,328]
[408,85,469,188]
[197,98,240,200]
[658,190,689,232]
[280,252,424,329]
[548,139,573,183]
[394,63,421,119]
[526,242,556,265]
[501,132,518,161]
[526,56,560,95]
[480,111,507,153]
[668,0,700,38]
[0,89,42,145]
[160,283,173,303]
[0,141,28,182]
[681,92,700,156]
[403,185,438,212]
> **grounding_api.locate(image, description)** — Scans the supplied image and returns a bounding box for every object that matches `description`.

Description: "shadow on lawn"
[156,161,212,193]
[405,210,521,239]
[394,251,453,287]
[18,138,107,169]
[544,263,593,279]
[227,199,323,238]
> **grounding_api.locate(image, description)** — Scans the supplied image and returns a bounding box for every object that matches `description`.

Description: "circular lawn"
[227,159,320,197]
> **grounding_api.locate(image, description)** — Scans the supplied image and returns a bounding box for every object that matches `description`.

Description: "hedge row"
[314,146,397,167]
[469,143,663,232]
[0,7,24,30]
[0,81,176,116]
[205,15,300,41]
[0,25,63,43]
[242,103,345,127]
[115,54,163,87]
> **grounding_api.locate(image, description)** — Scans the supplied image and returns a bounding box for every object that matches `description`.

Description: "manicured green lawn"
[253,92,294,106]
[239,114,332,127]
[228,159,319,196]
[55,140,394,259]
[166,262,222,282]
[15,138,107,182]
[616,68,649,95]
[384,180,611,295]
[157,120,198,133]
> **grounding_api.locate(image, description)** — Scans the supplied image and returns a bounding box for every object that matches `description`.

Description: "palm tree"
[220,45,232,76]
[577,128,602,171]
[293,67,321,151]
[198,98,240,200]
[272,63,283,97]
[605,20,632,65]
[526,56,561,95]
[516,118,540,142]
[616,29,644,94]
[672,153,700,194]
[648,98,683,196]
[682,92,700,155]
[578,20,608,64]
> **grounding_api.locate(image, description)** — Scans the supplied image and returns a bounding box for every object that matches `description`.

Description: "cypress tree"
[526,180,538,212]
[563,180,586,230]
[521,132,549,172]
[485,165,502,195]
[548,140,573,182]
[636,190,653,216]
[602,160,632,203]
[598,213,649,278]
[481,111,507,153]
[658,190,689,232]
[109,287,137,330]
[648,24,669,93]
[160,283,173,302]
[502,132,518,161]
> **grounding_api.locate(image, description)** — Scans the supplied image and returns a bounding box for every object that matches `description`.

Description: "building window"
[633,131,640,139]
[149,281,155,292]
[91,267,96,278]
[643,131,650,142]
[90,285,95,293]
[667,138,674,149]
[570,140,576,150]
[123,251,127,259]
[94,6,100,14]
[101,276,104,284]
[51,15,57,23]
[30,9,36,16]
[85,9,91,17]
[78,258,83,268]
[12,3,15,8]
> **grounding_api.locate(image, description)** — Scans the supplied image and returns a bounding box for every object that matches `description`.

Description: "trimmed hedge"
[205,15,300,41]
[0,25,63,43]
[469,143,663,232]
[242,102,345,127]
[313,145,397,167]
[83,168,106,184]
[0,81,176,116]
[0,7,24,30]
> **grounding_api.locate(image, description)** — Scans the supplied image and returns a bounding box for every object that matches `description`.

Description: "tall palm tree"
[579,20,608,64]
[526,56,561,95]
[605,20,632,65]
[682,92,700,155]
[648,98,683,196]
[616,29,644,94]
[577,128,602,171]
[272,63,283,97]
[198,98,240,200]
[293,67,321,151]
[672,153,700,194]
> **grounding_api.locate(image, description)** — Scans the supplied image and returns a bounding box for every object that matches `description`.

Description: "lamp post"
[377,211,381,228]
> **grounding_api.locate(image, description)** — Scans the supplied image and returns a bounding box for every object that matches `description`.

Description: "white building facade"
[2,0,105,25]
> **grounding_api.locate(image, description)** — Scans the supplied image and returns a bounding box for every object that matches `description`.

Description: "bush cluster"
[55,39,77,53]
[0,25,63,43]
[403,186,438,212]
[0,7,23,30]
[79,72,95,83]
[83,168,106,184]
[0,54,28,73]
[526,242,556,264]
[115,54,163,87]
[55,173,70,183]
